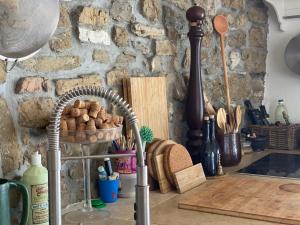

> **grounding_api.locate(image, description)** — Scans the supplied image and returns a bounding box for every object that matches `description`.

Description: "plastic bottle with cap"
[104,158,113,176]
[22,152,49,225]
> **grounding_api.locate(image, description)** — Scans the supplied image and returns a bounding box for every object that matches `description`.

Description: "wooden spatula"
[213,15,231,115]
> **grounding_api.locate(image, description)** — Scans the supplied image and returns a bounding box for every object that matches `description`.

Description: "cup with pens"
[113,131,137,174]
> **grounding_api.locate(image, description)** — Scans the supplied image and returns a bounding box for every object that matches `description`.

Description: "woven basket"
[249,124,300,150]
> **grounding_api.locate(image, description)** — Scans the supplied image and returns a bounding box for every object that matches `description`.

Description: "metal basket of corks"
[59,99,124,145]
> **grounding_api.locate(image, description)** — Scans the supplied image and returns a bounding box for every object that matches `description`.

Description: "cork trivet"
[151,140,176,180]
[163,144,193,185]
[146,139,162,179]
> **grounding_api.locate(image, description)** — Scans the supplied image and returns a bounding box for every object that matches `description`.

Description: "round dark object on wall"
[285,34,300,74]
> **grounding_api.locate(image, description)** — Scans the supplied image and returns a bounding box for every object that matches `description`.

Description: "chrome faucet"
[47,87,150,225]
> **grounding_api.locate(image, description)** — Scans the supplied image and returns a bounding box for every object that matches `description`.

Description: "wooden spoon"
[213,15,231,115]
[217,108,227,133]
[235,105,242,132]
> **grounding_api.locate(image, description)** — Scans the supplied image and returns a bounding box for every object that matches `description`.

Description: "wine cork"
[70,108,81,117]
[89,109,100,119]
[87,119,95,127]
[77,114,89,124]
[97,108,106,120]
[60,119,68,132]
[104,132,111,141]
[77,123,86,131]
[97,131,104,140]
[88,135,98,143]
[74,100,86,109]
[61,115,70,120]
[90,101,100,108]
[75,132,86,142]
[105,113,112,123]
[112,115,121,125]
[79,109,88,116]
[100,123,110,129]
[66,118,76,131]
[64,135,76,143]
[85,100,91,110]
[95,118,103,128]
[86,119,97,133]
[62,105,72,115]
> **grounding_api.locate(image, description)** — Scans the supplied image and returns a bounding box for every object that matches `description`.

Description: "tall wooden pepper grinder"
[185,5,205,164]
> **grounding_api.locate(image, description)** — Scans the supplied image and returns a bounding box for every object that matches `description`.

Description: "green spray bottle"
[23,152,49,225]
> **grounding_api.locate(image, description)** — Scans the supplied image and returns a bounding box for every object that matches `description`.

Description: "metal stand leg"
[82,145,92,211]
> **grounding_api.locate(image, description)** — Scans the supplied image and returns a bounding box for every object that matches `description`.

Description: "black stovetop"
[238,153,300,179]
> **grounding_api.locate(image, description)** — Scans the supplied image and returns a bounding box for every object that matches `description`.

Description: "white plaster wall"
[263,8,300,123]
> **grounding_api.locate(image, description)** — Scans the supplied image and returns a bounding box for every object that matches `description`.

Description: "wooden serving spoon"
[217,108,227,134]
[213,15,231,115]
[235,105,242,132]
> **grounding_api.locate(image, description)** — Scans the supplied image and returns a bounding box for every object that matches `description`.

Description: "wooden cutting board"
[123,77,169,140]
[164,144,193,185]
[173,163,206,193]
[146,139,163,179]
[179,175,300,225]
[154,154,173,194]
[152,140,176,180]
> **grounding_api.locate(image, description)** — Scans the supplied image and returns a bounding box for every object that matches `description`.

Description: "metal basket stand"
[47,87,150,225]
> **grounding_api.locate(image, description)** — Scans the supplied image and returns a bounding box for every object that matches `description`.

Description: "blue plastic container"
[98,179,119,203]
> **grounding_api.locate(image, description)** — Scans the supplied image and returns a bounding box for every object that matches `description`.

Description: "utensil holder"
[98,179,119,203]
[219,133,241,167]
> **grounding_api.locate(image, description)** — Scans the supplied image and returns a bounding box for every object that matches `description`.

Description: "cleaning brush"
[139,126,154,150]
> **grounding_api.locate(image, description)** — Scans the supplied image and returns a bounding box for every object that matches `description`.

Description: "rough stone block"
[49,31,72,52]
[116,52,136,65]
[19,98,55,128]
[55,74,102,95]
[163,6,187,40]
[242,49,267,74]
[93,50,110,64]
[131,22,165,38]
[155,40,175,55]
[0,61,6,84]
[249,26,267,48]
[194,0,215,15]
[19,56,80,73]
[58,6,71,28]
[248,5,268,24]
[182,48,190,70]
[15,76,48,94]
[110,0,132,22]
[79,27,111,45]
[223,0,245,10]
[132,40,151,55]
[227,30,247,48]
[106,69,129,86]
[79,7,109,27]
[0,98,20,176]
[112,26,129,47]
[169,0,191,10]
[141,0,161,22]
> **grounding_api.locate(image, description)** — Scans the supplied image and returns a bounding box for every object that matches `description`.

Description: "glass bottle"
[202,116,218,176]
[275,99,289,124]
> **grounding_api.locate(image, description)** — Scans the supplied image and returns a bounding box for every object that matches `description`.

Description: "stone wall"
[0,0,268,208]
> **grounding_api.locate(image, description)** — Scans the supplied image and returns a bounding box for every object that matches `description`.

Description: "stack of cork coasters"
[60,99,123,144]
[146,139,206,194]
